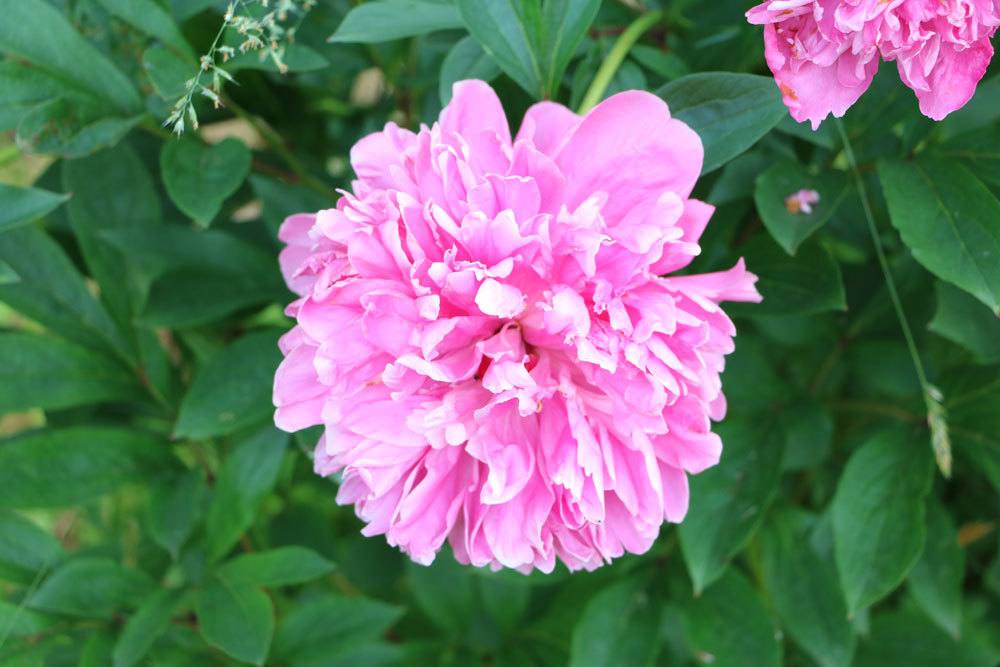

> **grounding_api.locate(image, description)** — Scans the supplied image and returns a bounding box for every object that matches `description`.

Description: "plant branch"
[577,9,666,114]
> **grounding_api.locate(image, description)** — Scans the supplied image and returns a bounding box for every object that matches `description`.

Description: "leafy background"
[1,0,999,665]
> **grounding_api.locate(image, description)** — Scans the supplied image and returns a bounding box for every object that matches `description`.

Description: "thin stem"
[835,118,951,476]
[577,10,666,114]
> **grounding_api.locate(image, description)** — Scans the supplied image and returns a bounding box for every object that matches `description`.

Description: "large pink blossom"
[747,0,1000,128]
[273,80,761,572]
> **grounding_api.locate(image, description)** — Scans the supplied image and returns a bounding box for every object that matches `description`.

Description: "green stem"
[835,119,951,476]
[577,10,666,115]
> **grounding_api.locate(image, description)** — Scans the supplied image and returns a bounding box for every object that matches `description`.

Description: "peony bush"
[0,1,998,666]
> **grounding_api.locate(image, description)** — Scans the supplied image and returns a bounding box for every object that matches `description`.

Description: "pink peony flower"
[747,0,1000,128]
[785,189,821,214]
[273,80,761,572]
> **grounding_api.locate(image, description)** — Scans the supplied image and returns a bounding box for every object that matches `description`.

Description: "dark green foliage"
[0,2,998,666]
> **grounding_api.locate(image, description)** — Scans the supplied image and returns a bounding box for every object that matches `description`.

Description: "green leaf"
[0,61,63,131]
[0,426,171,509]
[93,0,194,60]
[760,510,855,667]
[569,577,663,667]
[0,225,126,353]
[832,429,934,615]
[217,547,334,587]
[754,161,849,255]
[0,510,64,583]
[175,330,284,439]
[196,576,274,665]
[879,157,1000,314]
[656,73,786,173]
[204,426,288,563]
[0,332,138,413]
[683,570,781,667]
[0,600,56,638]
[64,143,161,345]
[908,499,964,639]
[17,98,142,158]
[478,573,530,635]
[929,281,1000,364]
[729,235,847,318]
[679,418,784,594]
[329,1,463,43]
[439,36,503,105]
[0,0,141,113]
[141,269,286,328]
[112,588,187,667]
[854,610,997,667]
[28,558,153,620]
[935,127,1000,192]
[458,0,601,99]
[0,261,17,285]
[273,594,403,665]
[250,174,333,236]
[161,138,252,227]
[0,183,69,233]
[143,45,191,101]
[407,555,475,633]
[149,471,206,559]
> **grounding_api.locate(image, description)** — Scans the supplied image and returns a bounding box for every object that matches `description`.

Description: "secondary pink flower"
[747,0,1000,128]
[273,80,761,572]
[785,189,821,214]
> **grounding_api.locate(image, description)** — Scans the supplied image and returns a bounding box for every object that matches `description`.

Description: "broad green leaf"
[407,555,475,633]
[170,0,219,20]
[908,499,964,638]
[754,161,849,255]
[0,427,171,509]
[64,143,161,345]
[17,98,142,158]
[729,235,847,318]
[329,1,463,43]
[226,44,329,73]
[854,610,997,667]
[0,0,141,113]
[0,261,17,285]
[929,281,1000,364]
[112,588,187,667]
[141,269,287,328]
[143,45,190,101]
[683,570,781,667]
[439,36,503,105]
[0,511,64,583]
[250,174,333,236]
[196,576,274,665]
[161,138,252,227]
[679,418,784,594]
[217,547,334,587]
[478,574,530,635]
[0,183,69,234]
[458,0,601,99]
[175,330,284,439]
[780,400,834,471]
[273,594,403,665]
[0,225,126,353]
[149,471,206,559]
[656,73,786,173]
[569,577,663,667]
[28,558,153,620]
[0,332,138,413]
[832,429,933,615]
[204,426,288,563]
[0,600,56,638]
[935,127,1000,192]
[760,510,855,667]
[879,157,1000,314]
[94,0,194,60]
[0,61,63,131]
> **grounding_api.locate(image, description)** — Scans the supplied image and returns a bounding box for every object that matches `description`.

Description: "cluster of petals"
[747,0,1000,128]
[273,80,761,572]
